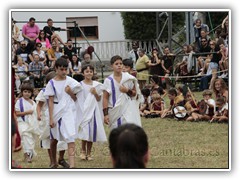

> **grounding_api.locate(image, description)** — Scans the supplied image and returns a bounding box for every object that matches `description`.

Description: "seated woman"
[69,54,81,76]
[109,123,149,168]
[35,30,51,52]
[213,78,228,102]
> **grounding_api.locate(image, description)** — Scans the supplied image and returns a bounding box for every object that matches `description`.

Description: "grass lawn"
[12,92,229,169]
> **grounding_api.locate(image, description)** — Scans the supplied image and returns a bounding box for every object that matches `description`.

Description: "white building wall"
[11,11,125,42]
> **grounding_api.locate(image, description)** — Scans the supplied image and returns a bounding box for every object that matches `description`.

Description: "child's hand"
[37,113,42,121]
[65,85,72,94]
[119,85,128,93]
[50,119,55,128]
[90,87,97,95]
[27,109,34,115]
[104,115,109,125]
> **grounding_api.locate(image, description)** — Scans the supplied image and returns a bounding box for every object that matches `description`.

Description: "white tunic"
[15,97,40,157]
[35,89,67,150]
[206,98,216,115]
[77,81,107,142]
[103,72,142,130]
[44,76,82,142]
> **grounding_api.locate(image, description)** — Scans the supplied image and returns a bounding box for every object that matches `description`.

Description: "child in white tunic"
[36,71,69,168]
[15,82,40,163]
[77,65,107,160]
[103,55,139,130]
[44,58,82,168]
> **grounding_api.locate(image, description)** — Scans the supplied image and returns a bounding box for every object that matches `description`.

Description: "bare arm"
[37,101,44,121]
[47,51,57,61]
[161,60,167,71]
[22,33,31,41]
[90,87,101,102]
[28,54,34,62]
[15,110,33,116]
[103,90,110,125]
[221,15,228,29]
[65,85,77,101]
[149,102,154,112]
[119,84,136,97]
[161,102,165,111]
[48,96,55,128]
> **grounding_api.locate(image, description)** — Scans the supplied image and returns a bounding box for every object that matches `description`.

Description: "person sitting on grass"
[200,90,216,121]
[139,88,151,117]
[161,88,184,118]
[145,93,165,118]
[149,75,167,97]
[210,96,228,123]
[109,123,149,168]
[184,91,201,122]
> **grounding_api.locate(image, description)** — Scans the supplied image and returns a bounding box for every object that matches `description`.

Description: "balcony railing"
[75,39,167,61]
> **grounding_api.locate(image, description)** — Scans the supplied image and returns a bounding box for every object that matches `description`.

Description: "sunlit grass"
[12,92,229,169]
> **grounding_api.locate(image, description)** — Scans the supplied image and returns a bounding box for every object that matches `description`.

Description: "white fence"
[76,40,167,61]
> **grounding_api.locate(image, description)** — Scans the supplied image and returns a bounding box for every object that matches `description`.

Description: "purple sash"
[107,76,121,127]
[93,110,97,142]
[49,79,57,97]
[19,98,25,121]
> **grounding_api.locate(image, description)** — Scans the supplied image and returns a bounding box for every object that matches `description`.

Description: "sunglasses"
[201,40,206,42]
[21,44,26,46]
[210,44,214,45]
[37,45,42,47]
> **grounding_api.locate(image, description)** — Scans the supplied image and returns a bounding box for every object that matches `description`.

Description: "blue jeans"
[200,74,212,91]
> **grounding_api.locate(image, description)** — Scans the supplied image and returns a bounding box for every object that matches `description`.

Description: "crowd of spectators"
[12,17,96,94]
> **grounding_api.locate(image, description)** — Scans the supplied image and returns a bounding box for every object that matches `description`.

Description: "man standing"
[128,41,140,70]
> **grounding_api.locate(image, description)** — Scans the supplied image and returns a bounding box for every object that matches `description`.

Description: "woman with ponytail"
[109,124,149,168]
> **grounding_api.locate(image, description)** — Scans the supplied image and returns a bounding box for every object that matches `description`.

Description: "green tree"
[121,12,185,41]
[121,12,156,40]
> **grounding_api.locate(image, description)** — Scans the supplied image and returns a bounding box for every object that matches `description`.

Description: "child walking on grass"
[44,58,82,168]
[77,65,107,161]
[15,82,40,163]
[103,55,141,130]
[36,71,69,168]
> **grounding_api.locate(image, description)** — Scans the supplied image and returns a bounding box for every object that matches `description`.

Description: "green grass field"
[12,92,229,169]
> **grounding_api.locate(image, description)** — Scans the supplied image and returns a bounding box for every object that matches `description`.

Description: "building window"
[66,17,98,40]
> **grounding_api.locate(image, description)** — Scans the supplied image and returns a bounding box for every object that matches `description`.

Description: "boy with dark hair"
[44,57,82,168]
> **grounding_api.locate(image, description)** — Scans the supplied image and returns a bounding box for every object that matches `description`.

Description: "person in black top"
[63,39,77,61]
[149,48,164,86]
[209,40,222,89]
[197,37,212,72]
[161,47,175,89]
[16,40,33,64]
[43,18,66,45]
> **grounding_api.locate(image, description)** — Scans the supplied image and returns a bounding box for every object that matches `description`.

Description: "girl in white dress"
[15,82,40,163]
[77,65,107,160]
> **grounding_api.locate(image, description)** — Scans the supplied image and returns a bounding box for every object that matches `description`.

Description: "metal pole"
[77,26,104,83]
[74,21,77,49]
[156,12,159,39]
[168,12,172,51]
